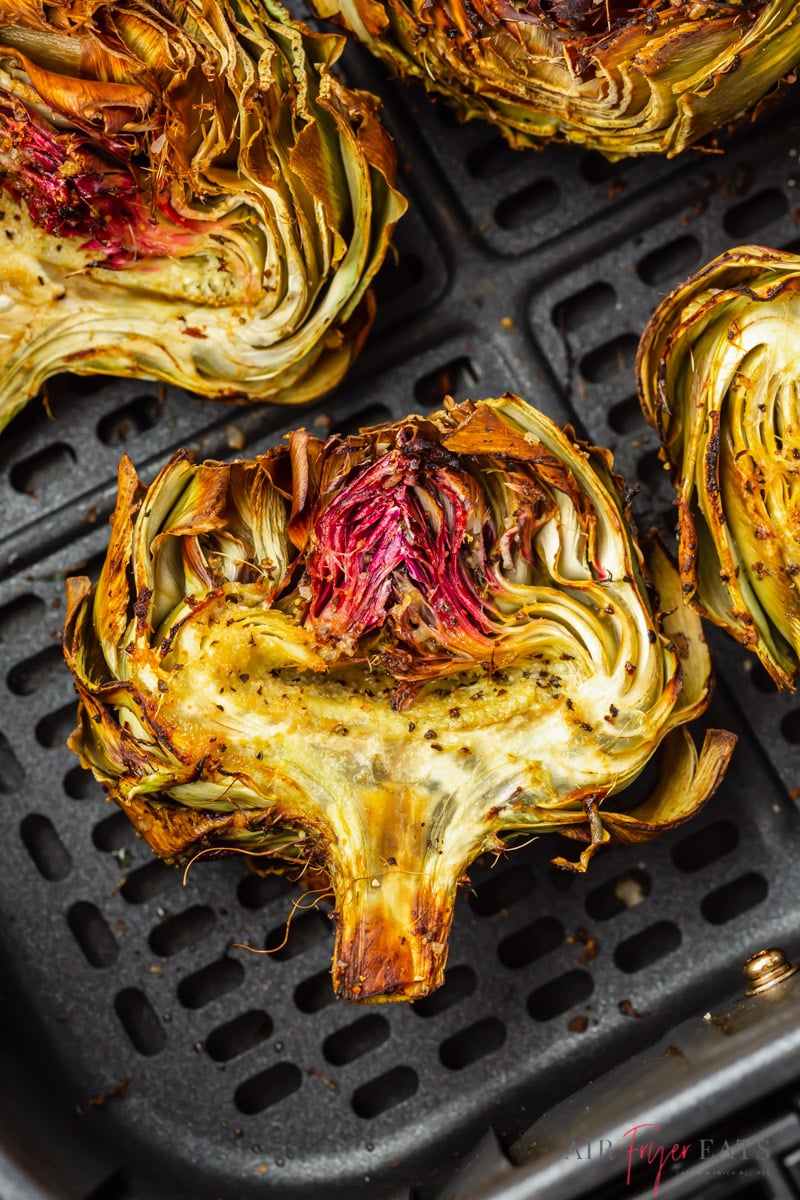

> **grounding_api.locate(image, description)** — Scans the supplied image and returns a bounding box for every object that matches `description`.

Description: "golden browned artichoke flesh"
[64,395,735,1001]
[311,0,800,157]
[0,0,406,431]
[637,244,800,689]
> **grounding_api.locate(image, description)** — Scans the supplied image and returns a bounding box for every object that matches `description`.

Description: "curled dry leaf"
[64,395,735,1001]
[637,244,800,689]
[311,0,800,157]
[0,0,406,430]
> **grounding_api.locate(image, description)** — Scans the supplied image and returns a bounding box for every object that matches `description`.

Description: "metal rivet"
[743,947,799,995]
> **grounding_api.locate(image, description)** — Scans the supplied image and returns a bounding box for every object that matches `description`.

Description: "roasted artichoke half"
[0,0,405,431]
[638,244,800,689]
[311,0,800,157]
[65,395,734,1001]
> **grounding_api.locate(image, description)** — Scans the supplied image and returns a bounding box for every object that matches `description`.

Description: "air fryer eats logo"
[565,1123,770,1197]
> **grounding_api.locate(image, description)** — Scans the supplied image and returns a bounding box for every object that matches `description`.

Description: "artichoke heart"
[637,244,800,689]
[0,0,406,431]
[311,0,800,157]
[64,395,735,1001]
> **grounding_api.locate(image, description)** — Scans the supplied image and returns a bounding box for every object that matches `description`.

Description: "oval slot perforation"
[414,357,480,409]
[671,821,739,873]
[67,901,118,968]
[466,135,520,180]
[120,859,178,904]
[585,869,651,921]
[64,766,104,801]
[149,905,216,957]
[36,702,77,749]
[580,152,627,184]
[495,180,559,230]
[0,594,45,641]
[724,188,788,238]
[351,1067,418,1119]
[237,872,295,910]
[636,448,676,508]
[614,921,681,974]
[637,235,701,286]
[294,969,338,1014]
[439,1017,506,1070]
[0,730,25,793]
[115,988,166,1056]
[780,709,800,744]
[20,814,71,880]
[235,1063,302,1115]
[93,811,138,853]
[498,917,564,969]
[701,874,768,925]
[553,282,616,334]
[608,396,648,437]
[9,443,76,495]
[178,956,245,1010]
[323,1015,390,1066]
[469,865,535,916]
[7,644,68,696]
[372,253,424,306]
[580,334,639,385]
[264,910,332,961]
[206,1009,273,1062]
[97,395,162,445]
[528,970,593,1020]
[412,965,477,1018]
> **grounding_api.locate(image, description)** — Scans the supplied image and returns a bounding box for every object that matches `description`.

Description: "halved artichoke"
[311,0,800,157]
[0,0,406,431]
[637,244,800,689]
[64,395,735,1001]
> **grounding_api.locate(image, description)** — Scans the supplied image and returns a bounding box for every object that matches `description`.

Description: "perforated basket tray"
[1,30,800,1200]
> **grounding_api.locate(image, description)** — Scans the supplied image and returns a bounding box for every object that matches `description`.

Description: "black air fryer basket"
[2,20,800,1200]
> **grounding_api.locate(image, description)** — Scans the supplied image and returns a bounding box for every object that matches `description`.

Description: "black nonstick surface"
[1,26,799,1200]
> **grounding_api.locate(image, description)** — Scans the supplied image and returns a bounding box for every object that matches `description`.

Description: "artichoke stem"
[327,783,474,1002]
